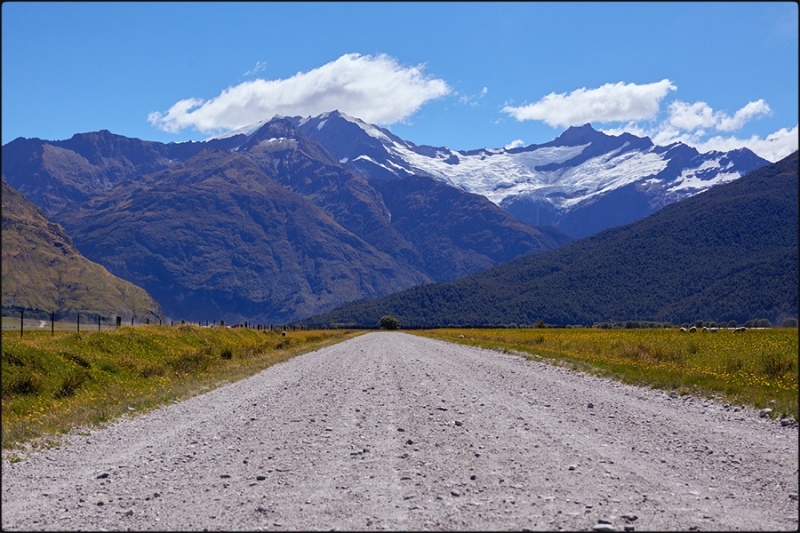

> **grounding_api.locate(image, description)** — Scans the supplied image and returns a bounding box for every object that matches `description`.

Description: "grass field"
[1,326,362,451]
[414,327,798,420]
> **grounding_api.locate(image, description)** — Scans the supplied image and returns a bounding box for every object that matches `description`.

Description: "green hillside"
[301,152,799,328]
[1,180,163,322]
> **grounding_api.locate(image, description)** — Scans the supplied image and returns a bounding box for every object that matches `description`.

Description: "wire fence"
[1,307,330,337]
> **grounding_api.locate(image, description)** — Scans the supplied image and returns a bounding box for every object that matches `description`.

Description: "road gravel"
[2,332,797,531]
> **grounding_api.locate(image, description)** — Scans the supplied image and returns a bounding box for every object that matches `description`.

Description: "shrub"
[3,373,42,398]
[379,315,401,330]
[760,351,794,379]
[54,369,88,398]
[782,318,798,328]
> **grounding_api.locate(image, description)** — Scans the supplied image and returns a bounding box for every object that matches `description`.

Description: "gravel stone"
[1,333,796,531]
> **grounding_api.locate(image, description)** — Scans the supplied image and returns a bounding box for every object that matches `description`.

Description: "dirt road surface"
[2,332,797,531]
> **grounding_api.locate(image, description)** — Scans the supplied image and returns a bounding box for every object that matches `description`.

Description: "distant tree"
[536,320,546,328]
[728,320,737,328]
[379,315,401,330]
[782,318,798,328]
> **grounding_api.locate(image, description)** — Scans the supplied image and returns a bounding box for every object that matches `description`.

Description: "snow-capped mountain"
[287,111,769,238]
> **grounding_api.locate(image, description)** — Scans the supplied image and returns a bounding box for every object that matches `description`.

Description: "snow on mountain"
[284,111,771,237]
[205,116,288,141]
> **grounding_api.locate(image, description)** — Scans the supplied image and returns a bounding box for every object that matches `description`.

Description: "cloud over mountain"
[667,99,771,132]
[501,80,676,127]
[503,79,796,162]
[148,53,450,134]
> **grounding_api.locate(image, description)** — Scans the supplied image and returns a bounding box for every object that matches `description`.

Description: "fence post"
[131,317,134,327]
[51,311,55,336]
[20,308,23,338]
[116,316,121,328]
[98,315,101,331]
[77,313,80,334]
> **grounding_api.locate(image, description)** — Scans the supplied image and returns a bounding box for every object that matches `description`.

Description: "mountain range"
[286,111,769,238]
[301,151,798,328]
[1,112,777,324]
[2,119,571,324]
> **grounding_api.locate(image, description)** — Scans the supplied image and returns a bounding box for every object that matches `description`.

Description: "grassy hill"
[301,151,798,328]
[1,180,163,322]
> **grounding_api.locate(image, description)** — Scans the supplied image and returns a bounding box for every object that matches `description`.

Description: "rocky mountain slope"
[302,151,798,327]
[3,120,570,323]
[1,180,163,322]
[289,111,770,238]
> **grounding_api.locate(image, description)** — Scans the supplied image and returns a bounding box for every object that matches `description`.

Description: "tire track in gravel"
[2,332,797,531]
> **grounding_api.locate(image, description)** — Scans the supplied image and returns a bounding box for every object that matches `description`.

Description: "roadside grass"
[413,328,798,420]
[1,326,362,450]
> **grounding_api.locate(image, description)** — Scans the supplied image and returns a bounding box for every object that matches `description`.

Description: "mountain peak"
[552,123,608,146]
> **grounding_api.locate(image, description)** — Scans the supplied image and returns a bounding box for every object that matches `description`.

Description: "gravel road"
[2,332,797,531]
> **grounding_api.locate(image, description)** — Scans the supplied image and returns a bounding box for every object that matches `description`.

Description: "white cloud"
[716,99,771,132]
[695,125,798,162]
[243,60,267,77]
[501,80,676,127]
[667,101,717,131]
[668,99,771,132]
[148,53,450,134]
[505,139,524,150]
[561,82,787,162]
[458,86,489,106]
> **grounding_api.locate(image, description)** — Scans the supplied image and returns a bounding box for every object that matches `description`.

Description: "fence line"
[3,308,335,337]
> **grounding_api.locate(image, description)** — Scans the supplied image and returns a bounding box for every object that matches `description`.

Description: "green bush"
[379,315,401,330]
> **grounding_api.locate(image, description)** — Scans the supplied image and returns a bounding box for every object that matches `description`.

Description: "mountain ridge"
[289,111,769,237]
[2,113,774,323]
[300,151,799,328]
[27,123,571,324]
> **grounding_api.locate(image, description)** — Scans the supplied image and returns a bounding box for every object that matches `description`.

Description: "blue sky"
[2,2,797,161]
